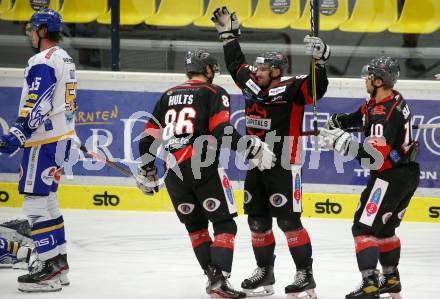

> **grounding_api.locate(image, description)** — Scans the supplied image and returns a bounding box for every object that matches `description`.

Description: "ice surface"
[0,208,438,299]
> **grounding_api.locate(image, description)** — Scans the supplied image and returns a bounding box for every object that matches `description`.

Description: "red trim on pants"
[251,230,275,248]
[285,228,310,248]
[212,233,235,249]
[355,235,378,253]
[377,236,401,253]
[189,229,212,248]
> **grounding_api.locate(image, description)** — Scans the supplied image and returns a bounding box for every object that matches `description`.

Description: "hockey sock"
[378,235,401,271]
[251,230,276,267]
[47,192,66,255]
[248,216,275,267]
[284,228,313,269]
[186,221,212,270]
[355,235,379,271]
[188,228,212,270]
[211,220,236,273]
[31,218,65,260]
[53,216,66,255]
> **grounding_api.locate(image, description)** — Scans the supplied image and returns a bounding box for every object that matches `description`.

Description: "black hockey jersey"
[338,91,415,172]
[140,79,240,167]
[224,39,328,164]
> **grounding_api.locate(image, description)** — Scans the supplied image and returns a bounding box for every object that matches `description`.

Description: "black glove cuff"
[219,29,241,40]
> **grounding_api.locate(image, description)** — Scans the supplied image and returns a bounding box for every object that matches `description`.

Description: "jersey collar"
[369,92,395,106]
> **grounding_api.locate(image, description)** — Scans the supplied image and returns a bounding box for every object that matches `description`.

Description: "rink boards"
[0,69,439,223]
[0,182,439,223]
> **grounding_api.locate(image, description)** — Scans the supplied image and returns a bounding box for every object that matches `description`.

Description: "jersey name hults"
[168,94,193,106]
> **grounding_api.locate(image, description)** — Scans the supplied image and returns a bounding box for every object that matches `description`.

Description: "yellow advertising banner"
[0,182,439,223]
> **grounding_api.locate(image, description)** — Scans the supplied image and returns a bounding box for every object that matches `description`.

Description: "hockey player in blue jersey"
[0,8,76,292]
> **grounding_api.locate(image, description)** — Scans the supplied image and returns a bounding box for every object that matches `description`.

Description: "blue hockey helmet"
[29,8,62,33]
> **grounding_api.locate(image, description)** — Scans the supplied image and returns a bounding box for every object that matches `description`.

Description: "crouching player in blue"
[0,9,76,292]
[0,219,34,269]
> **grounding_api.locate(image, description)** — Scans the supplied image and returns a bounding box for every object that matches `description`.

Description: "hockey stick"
[301,123,440,136]
[76,142,163,192]
[310,0,320,151]
[77,143,135,178]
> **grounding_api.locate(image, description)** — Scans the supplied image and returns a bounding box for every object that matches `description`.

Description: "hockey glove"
[211,6,240,41]
[136,165,159,196]
[326,113,347,130]
[0,125,30,154]
[319,128,351,155]
[304,35,331,66]
[389,140,419,166]
[245,136,276,170]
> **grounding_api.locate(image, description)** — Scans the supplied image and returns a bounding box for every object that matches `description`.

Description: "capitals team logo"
[244,190,252,204]
[222,176,234,205]
[246,103,268,137]
[41,167,57,186]
[294,174,301,203]
[366,188,382,216]
[269,193,288,207]
[177,203,195,215]
[203,198,221,212]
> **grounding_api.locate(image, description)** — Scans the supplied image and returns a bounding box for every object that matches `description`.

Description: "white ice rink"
[0,208,438,299]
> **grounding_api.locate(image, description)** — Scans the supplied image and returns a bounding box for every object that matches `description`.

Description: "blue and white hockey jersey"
[17,46,77,147]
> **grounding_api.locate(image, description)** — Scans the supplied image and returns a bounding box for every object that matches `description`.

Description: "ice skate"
[205,264,246,298]
[379,269,402,299]
[58,254,70,286]
[18,256,62,293]
[241,265,275,297]
[285,267,317,299]
[345,269,379,299]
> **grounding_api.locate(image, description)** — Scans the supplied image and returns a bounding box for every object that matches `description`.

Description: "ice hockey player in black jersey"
[212,6,330,299]
[319,56,420,299]
[137,49,275,299]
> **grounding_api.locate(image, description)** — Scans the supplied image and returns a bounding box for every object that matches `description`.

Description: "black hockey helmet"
[185,49,220,75]
[364,56,400,88]
[255,51,288,74]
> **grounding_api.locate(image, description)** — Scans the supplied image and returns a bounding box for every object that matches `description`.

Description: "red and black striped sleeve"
[209,87,243,152]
